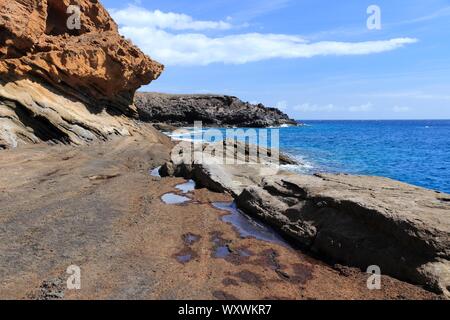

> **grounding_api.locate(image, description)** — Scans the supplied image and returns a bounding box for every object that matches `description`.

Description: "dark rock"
[236,174,450,297]
[134,92,298,128]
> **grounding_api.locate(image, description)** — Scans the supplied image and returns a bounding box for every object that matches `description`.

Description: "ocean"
[281,120,450,194]
[169,120,450,194]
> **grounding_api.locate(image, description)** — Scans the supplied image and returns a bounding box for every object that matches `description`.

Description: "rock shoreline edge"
[161,141,450,298]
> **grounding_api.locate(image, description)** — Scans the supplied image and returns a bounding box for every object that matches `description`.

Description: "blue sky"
[103,0,450,120]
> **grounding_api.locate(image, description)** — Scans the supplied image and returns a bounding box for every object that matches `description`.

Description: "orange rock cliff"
[0,0,165,148]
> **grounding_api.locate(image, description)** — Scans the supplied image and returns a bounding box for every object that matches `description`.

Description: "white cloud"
[393,106,411,113]
[275,100,288,111]
[232,0,293,21]
[291,102,375,113]
[394,6,450,26]
[122,27,418,66]
[348,102,372,112]
[110,5,233,31]
[364,91,450,101]
[293,103,337,112]
[112,5,418,66]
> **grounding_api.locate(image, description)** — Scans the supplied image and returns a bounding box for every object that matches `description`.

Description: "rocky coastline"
[0,0,448,300]
[160,141,450,298]
[135,92,298,129]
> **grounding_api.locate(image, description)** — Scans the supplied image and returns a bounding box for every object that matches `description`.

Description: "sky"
[102,0,450,120]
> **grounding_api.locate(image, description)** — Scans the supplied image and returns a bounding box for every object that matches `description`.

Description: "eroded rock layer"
[0,79,168,148]
[0,0,164,148]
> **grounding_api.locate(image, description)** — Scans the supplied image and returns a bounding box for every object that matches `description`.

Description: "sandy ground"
[0,137,439,299]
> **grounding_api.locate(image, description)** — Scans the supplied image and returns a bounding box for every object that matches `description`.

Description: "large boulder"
[236,173,450,297]
[0,0,164,148]
[160,140,298,196]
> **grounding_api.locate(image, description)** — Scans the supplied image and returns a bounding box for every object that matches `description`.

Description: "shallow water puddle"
[174,234,201,264]
[174,247,197,264]
[150,166,161,178]
[175,180,196,193]
[161,193,191,205]
[212,202,289,246]
[211,232,232,258]
[183,233,200,246]
[158,177,195,205]
[215,245,232,258]
[210,231,254,261]
[236,248,252,257]
[176,253,194,263]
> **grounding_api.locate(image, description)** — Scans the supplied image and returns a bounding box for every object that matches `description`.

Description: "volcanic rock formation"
[135,93,298,128]
[0,0,164,148]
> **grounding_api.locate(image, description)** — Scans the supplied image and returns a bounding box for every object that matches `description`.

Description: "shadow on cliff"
[1,73,136,117]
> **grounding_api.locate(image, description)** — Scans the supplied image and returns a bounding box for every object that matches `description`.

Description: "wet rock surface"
[162,140,450,298]
[135,92,298,128]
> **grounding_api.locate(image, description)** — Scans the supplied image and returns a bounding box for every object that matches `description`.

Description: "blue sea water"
[169,120,450,193]
[281,120,450,194]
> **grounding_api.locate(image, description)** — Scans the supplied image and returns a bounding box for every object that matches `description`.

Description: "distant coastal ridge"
[134,92,298,128]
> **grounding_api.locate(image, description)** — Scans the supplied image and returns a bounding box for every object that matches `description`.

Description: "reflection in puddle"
[161,193,191,205]
[174,247,197,264]
[183,233,200,246]
[174,234,200,264]
[150,167,161,177]
[236,248,252,257]
[176,253,193,263]
[212,202,289,246]
[211,232,232,258]
[175,180,196,193]
[215,245,232,258]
